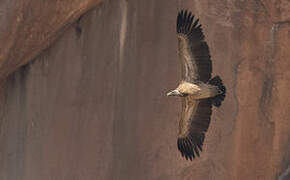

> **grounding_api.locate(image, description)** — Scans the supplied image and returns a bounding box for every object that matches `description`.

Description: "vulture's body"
[167,10,226,160]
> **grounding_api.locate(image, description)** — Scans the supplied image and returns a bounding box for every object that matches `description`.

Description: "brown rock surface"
[0,0,289,180]
[0,0,102,80]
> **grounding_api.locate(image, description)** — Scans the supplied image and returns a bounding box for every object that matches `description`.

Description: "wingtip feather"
[177,135,204,161]
[177,9,196,34]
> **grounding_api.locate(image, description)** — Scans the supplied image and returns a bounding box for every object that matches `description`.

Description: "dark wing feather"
[177,10,212,82]
[177,98,212,160]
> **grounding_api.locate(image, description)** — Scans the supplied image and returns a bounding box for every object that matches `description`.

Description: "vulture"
[167,10,226,160]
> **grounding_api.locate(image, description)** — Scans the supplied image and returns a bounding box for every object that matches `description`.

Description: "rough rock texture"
[0,0,289,180]
[0,0,102,80]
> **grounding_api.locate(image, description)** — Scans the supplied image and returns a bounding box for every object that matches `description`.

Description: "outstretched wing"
[177,98,212,160]
[177,10,212,82]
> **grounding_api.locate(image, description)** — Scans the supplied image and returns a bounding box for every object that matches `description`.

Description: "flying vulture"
[167,10,226,160]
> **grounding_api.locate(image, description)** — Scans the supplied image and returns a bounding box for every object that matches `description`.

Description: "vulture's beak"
[167,90,182,96]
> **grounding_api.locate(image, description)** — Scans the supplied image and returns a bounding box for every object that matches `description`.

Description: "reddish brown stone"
[0,0,103,80]
[0,0,289,180]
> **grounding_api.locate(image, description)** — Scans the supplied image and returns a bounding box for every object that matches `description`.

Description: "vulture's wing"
[177,10,212,82]
[177,98,212,160]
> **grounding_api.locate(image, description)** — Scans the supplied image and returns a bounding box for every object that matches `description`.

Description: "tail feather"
[209,76,226,107]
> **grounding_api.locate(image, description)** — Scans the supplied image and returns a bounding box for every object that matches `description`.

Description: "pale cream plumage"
[167,10,226,160]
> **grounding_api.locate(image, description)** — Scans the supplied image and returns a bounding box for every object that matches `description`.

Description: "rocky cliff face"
[0,0,289,180]
[0,0,102,80]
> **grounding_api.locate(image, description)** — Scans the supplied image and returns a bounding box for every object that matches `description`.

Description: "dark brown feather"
[177,98,212,160]
[177,10,212,82]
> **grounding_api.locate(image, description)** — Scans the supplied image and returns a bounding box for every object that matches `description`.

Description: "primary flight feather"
[167,10,226,160]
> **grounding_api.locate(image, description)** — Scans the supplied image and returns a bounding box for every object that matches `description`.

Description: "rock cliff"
[0,0,289,180]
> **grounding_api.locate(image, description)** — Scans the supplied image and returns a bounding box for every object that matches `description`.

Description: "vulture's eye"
[182,93,189,97]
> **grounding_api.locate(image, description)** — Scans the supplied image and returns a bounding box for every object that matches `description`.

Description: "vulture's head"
[167,89,187,97]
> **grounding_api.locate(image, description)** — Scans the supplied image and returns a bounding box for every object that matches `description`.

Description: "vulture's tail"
[209,76,226,107]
